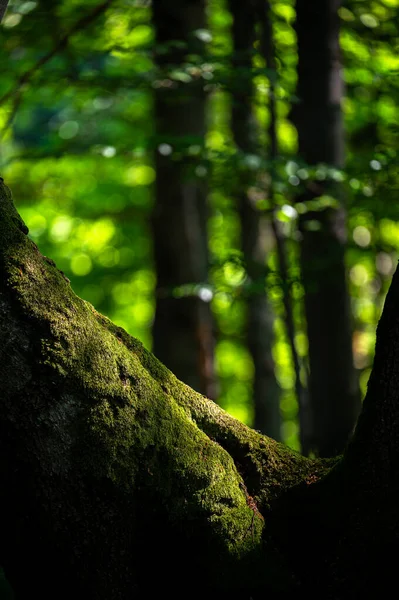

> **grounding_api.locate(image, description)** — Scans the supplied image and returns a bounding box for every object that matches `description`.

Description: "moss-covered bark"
[0,178,398,598]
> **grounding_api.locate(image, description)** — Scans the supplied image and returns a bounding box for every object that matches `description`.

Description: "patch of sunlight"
[125,165,155,187]
[129,301,153,325]
[350,264,369,286]
[360,368,372,399]
[283,419,300,451]
[277,120,297,152]
[70,253,92,276]
[273,4,295,23]
[223,262,246,287]
[50,216,73,243]
[379,219,399,248]
[216,341,254,381]
[85,219,116,251]
[206,130,227,150]
[129,24,153,48]
[112,283,132,306]
[353,226,371,248]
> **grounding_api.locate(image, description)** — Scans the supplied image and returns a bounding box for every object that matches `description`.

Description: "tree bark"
[1,179,399,597]
[228,0,281,440]
[293,0,360,456]
[151,0,216,399]
[0,0,9,22]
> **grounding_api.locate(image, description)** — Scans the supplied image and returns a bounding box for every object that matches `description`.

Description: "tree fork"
[0,180,398,597]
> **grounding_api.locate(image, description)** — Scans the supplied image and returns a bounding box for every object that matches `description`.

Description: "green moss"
[0,181,336,590]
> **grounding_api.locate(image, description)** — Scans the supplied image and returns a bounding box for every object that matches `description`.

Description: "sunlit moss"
[3,0,399,459]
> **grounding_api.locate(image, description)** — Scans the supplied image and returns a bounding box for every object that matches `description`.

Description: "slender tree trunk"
[0,0,9,22]
[293,0,360,457]
[256,0,311,450]
[228,0,281,440]
[151,0,216,399]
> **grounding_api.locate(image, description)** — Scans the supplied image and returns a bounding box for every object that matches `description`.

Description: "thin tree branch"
[0,0,115,108]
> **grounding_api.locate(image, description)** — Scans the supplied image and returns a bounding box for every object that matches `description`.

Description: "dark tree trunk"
[1,180,399,597]
[0,0,9,22]
[228,0,281,440]
[293,0,360,457]
[151,0,216,399]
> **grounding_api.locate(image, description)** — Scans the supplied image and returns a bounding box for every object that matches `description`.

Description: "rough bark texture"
[228,0,281,440]
[151,0,216,399]
[293,0,360,456]
[1,179,399,598]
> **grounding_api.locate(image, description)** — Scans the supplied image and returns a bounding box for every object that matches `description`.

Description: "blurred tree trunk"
[228,0,281,440]
[293,0,360,457]
[0,0,9,22]
[2,180,399,598]
[151,0,216,399]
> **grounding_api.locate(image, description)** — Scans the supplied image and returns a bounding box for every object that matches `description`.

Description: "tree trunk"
[151,0,216,399]
[0,0,9,22]
[293,0,360,457]
[228,0,281,440]
[2,171,399,596]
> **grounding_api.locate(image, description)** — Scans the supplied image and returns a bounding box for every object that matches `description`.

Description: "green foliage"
[1,0,398,449]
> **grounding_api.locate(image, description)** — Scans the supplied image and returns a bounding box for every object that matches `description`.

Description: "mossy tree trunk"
[1,178,399,597]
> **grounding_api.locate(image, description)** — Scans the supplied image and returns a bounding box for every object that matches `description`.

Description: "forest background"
[1,0,398,456]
